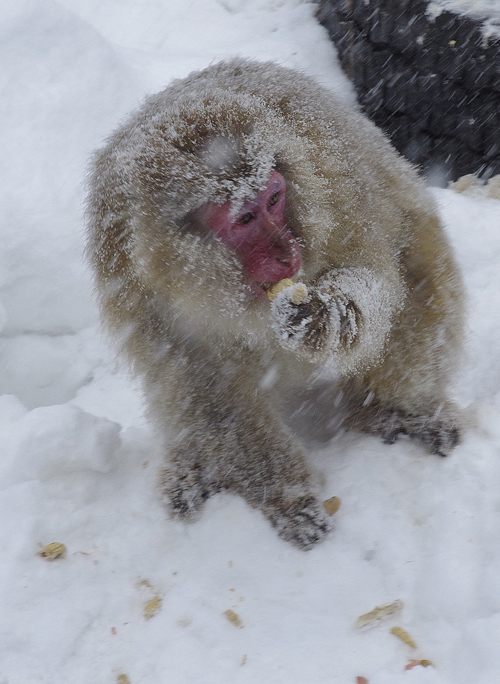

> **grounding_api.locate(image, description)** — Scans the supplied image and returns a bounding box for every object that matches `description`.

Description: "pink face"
[201,171,301,298]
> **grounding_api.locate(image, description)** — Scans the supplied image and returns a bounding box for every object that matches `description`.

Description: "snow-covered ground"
[1,1,500,683]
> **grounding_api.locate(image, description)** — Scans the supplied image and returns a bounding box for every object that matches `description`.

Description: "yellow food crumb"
[391,626,417,649]
[267,279,294,300]
[37,542,67,561]
[117,675,131,684]
[144,596,162,620]
[291,283,308,304]
[139,579,155,590]
[405,659,434,671]
[323,496,341,516]
[223,609,243,628]
[356,600,404,628]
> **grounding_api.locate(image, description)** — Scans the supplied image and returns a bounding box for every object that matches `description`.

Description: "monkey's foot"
[375,411,461,457]
[161,464,221,520]
[409,419,460,457]
[266,495,331,550]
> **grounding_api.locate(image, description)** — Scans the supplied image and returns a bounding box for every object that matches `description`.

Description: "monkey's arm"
[140,331,330,549]
[270,268,405,371]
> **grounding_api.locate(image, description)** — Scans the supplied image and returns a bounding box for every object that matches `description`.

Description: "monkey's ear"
[175,207,212,238]
[273,157,292,180]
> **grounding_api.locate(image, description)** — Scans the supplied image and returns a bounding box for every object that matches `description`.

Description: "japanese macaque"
[86,59,464,549]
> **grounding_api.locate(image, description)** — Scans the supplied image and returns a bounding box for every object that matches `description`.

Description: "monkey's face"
[200,171,301,298]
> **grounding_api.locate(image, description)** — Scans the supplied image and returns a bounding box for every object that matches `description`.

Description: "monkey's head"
[199,169,301,298]
[89,84,329,335]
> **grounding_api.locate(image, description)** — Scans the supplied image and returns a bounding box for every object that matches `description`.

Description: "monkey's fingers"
[368,408,461,456]
[285,297,329,349]
[335,298,360,349]
[161,463,221,520]
[417,421,460,456]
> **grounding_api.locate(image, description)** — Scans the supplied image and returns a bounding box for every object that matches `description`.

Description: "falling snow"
[1,1,500,683]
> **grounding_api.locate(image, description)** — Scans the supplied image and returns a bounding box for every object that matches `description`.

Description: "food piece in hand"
[267,279,308,304]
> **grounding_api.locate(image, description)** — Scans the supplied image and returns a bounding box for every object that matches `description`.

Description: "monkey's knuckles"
[335,300,359,349]
[419,420,461,457]
[376,410,462,457]
[267,495,332,549]
[160,464,220,521]
[270,286,358,354]
[270,295,313,348]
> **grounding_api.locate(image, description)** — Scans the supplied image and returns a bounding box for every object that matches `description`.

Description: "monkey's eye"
[268,192,280,208]
[236,212,254,225]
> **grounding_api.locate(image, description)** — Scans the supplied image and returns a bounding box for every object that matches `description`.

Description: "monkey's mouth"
[254,281,285,299]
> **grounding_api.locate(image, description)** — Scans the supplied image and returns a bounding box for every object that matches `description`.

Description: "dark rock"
[317,0,500,180]
[370,9,393,45]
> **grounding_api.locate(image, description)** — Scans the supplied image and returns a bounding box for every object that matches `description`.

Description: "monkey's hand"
[265,494,331,549]
[270,284,359,353]
[161,459,222,521]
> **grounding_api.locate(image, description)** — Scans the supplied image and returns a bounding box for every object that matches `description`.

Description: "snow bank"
[0,0,137,337]
[0,403,121,488]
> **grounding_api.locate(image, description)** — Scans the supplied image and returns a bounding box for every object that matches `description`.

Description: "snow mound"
[0,404,121,487]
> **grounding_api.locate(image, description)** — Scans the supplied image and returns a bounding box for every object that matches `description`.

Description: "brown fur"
[86,59,464,548]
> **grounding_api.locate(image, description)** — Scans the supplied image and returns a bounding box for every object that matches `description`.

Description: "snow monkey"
[86,59,464,548]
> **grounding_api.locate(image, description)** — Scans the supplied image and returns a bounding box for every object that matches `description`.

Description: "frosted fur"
[271,268,405,373]
[86,59,464,548]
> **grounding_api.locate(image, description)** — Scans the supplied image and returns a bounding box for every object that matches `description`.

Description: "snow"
[429,0,500,22]
[0,0,500,683]
[428,0,500,38]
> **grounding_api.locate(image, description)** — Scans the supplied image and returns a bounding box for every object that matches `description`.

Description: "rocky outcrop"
[317,0,500,182]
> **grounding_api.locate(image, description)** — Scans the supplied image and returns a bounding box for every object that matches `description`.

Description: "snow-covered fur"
[86,59,464,548]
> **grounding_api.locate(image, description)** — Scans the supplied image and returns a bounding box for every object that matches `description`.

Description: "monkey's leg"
[225,408,331,549]
[343,388,461,456]
[341,316,462,457]
[151,352,331,549]
[341,218,463,457]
